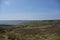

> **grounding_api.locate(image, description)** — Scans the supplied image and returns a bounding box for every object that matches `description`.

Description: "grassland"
[0,20,60,40]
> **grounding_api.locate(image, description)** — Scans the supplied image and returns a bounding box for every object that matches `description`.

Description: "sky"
[0,0,60,20]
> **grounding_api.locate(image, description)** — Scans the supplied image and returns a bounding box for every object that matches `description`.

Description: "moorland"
[0,20,60,40]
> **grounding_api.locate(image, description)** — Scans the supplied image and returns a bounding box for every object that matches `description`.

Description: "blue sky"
[0,0,60,20]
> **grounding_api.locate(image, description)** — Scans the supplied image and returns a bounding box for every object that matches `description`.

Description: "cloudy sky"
[0,0,60,20]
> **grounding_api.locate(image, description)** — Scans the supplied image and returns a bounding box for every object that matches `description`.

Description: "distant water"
[0,20,30,25]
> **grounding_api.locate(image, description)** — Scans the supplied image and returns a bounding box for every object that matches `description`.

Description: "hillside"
[0,20,60,40]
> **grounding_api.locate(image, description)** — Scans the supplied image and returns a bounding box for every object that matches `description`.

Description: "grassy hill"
[0,20,60,40]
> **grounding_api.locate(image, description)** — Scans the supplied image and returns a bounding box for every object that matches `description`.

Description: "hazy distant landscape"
[0,20,30,25]
[0,20,60,40]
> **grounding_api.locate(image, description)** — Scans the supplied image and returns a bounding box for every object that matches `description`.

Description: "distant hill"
[18,20,60,27]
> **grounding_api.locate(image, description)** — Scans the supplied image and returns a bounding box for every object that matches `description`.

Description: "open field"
[0,20,60,40]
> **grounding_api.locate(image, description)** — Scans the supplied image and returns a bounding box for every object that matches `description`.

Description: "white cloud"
[3,0,10,6]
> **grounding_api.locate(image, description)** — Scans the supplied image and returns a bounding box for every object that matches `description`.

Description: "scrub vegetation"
[0,20,60,40]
